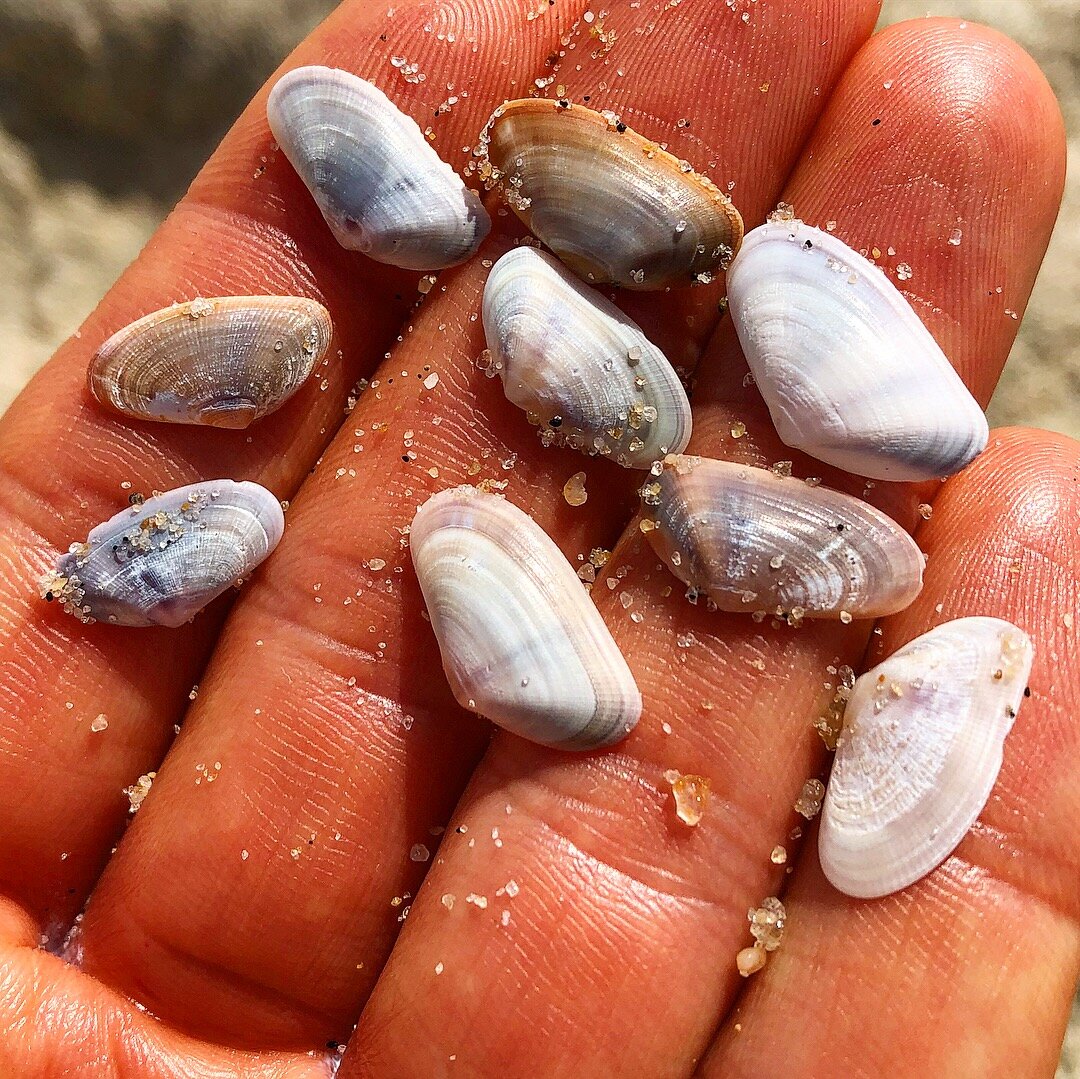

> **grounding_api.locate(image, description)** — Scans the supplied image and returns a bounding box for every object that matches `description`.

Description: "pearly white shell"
[482,247,692,468]
[726,220,989,481]
[641,455,924,619]
[410,487,641,750]
[819,616,1034,899]
[267,66,490,270]
[89,296,332,428]
[40,480,284,627]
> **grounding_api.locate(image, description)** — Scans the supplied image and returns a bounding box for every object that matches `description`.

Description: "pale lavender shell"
[268,66,490,270]
[40,480,284,627]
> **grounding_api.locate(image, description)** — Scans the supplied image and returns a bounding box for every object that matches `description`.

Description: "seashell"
[481,99,743,290]
[482,247,692,468]
[410,486,641,750]
[726,219,988,481]
[39,480,284,627]
[267,65,490,270]
[640,455,923,619]
[88,296,332,429]
[819,616,1034,899]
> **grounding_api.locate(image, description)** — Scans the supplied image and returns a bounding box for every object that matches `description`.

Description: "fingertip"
[876,16,1066,180]
[926,425,1080,557]
[786,16,1067,399]
[872,427,1077,635]
[0,899,37,950]
[982,423,1080,460]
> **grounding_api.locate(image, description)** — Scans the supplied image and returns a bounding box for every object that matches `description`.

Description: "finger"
[702,428,1080,1078]
[0,0,583,932]
[74,0,882,1051]
[0,907,323,1078]
[344,19,1066,1076]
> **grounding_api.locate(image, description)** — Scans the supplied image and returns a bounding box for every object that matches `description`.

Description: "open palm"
[0,1,1076,1075]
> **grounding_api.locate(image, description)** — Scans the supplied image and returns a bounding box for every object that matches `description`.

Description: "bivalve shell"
[481,99,743,289]
[411,487,641,750]
[482,247,691,467]
[268,66,490,269]
[819,616,1034,898]
[39,480,285,627]
[726,219,988,481]
[641,455,924,619]
[88,296,332,428]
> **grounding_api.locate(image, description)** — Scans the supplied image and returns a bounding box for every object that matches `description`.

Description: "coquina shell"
[268,65,490,270]
[88,296,332,428]
[410,487,641,750]
[641,455,924,619]
[726,219,988,481]
[819,616,1034,899]
[481,99,743,290]
[482,246,691,468]
[39,480,284,627]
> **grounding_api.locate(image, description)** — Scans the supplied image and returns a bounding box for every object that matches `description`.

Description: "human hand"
[0,1,1075,1076]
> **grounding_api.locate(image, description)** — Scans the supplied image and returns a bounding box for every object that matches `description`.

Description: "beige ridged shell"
[482,246,691,468]
[410,487,641,750]
[820,617,1034,898]
[482,99,743,290]
[726,219,989,481]
[268,66,490,270]
[641,455,924,619]
[89,296,332,429]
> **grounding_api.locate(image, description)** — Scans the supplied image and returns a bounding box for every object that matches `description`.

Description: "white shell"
[482,247,691,468]
[267,66,490,270]
[89,296,332,428]
[410,487,641,750]
[820,617,1034,899]
[40,481,284,627]
[726,220,989,481]
[641,455,924,619]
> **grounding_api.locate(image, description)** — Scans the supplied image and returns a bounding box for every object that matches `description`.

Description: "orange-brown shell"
[482,99,743,290]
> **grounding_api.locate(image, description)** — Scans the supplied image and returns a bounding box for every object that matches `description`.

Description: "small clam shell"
[819,617,1034,899]
[88,296,332,428]
[267,66,490,269]
[39,480,284,627]
[482,247,691,468]
[482,99,743,289]
[410,487,641,750]
[726,219,988,481]
[641,455,924,618]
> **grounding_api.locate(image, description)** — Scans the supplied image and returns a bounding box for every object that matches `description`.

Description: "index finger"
[0,0,588,930]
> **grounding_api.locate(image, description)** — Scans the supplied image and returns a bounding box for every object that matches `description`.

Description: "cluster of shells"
[42,65,1033,906]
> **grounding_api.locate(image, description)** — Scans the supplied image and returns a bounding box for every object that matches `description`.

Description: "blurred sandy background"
[0,0,1075,1070]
